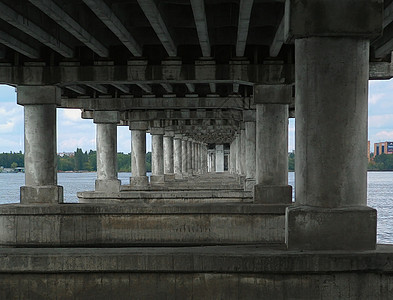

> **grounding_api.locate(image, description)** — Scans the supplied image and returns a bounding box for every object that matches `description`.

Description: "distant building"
[368,141,370,162]
[58,152,74,157]
[374,142,393,156]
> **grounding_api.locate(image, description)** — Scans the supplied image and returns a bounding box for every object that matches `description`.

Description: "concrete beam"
[185,83,195,93]
[61,97,249,111]
[236,0,254,57]
[136,83,152,94]
[137,0,177,56]
[111,84,130,93]
[270,16,285,57]
[0,30,39,59]
[0,2,73,57]
[161,83,173,93]
[0,63,287,85]
[28,0,109,57]
[384,1,393,28]
[85,83,108,94]
[65,85,86,95]
[190,0,211,57]
[82,0,142,56]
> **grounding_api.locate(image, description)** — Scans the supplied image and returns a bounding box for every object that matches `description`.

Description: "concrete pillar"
[216,145,224,172]
[94,111,120,193]
[17,86,63,204]
[182,138,188,177]
[284,0,381,251]
[244,110,256,190]
[193,142,198,175]
[235,134,241,175]
[253,85,292,204]
[240,127,246,176]
[230,140,236,174]
[130,122,148,187]
[187,139,193,175]
[173,134,183,179]
[150,127,165,184]
[164,130,175,181]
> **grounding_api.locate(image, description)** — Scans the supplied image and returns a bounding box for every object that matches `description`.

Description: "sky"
[0,81,391,154]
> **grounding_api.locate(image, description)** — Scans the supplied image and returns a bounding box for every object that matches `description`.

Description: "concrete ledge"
[95,179,120,193]
[149,175,165,184]
[78,190,253,204]
[253,184,292,204]
[20,185,63,204]
[0,203,287,247]
[0,245,393,299]
[285,205,377,251]
[164,174,175,182]
[130,176,148,187]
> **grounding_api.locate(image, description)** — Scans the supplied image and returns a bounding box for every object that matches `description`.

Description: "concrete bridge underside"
[1,0,393,298]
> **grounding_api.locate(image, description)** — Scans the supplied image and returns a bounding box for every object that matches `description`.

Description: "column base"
[95,179,120,193]
[150,175,165,184]
[244,179,256,191]
[20,185,63,204]
[253,184,292,204]
[130,176,148,187]
[174,173,183,180]
[164,174,175,182]
[285,205,377,251]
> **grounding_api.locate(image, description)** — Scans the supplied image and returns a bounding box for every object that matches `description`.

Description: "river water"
[0,171,392,244]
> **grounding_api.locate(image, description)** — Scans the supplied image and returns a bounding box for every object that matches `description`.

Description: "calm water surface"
[0,171,391,244]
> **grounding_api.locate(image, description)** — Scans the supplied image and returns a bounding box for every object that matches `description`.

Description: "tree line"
[0,149,152,172]
[1,149,294,172]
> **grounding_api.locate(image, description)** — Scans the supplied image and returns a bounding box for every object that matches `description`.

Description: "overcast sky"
[0,81,391,154]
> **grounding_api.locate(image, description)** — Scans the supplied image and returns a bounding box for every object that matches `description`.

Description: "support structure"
[17,86,63,204]
[244,110,256,191]
[94,111,121,193]
[164,130,175,181]
[215,145,224,172]
[253,85,292,204]
[181,137,188,177]
[285,0,381,251]
[130,122,148,187]
[187,138,193,175]
[150,127,165,184]
[173,134,183,179]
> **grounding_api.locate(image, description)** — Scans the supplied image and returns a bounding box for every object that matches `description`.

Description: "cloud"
[374,131,393,141]
[369,114,393,128]
[369,93,385,105]
[61,109,82,122]
[0,121,15,132]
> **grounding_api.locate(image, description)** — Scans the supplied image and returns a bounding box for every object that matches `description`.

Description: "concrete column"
[193,142,198,175]
[164,130,175,181]
[150,127,165,184]
[284,0,381,251]
[173,134,183,179]
[216,145,224,172]
[235,134,241,175]
[182,138,188,177]
[230,140,236,174]
[253,85,291,204]
[244,110,256,191]
[187,139,193,175]
[203,144,208,173]
[94,111,120,193]
[130,122,148,187]
[17,86,63,204]
[240,127,246,176]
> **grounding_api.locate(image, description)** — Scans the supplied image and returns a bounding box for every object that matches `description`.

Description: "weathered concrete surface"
[1,245,393,299]
[95,123,120,193]
[19,86,63,204]
[0,203,286,246]
[130,127,148,187]
[286,205,377,251]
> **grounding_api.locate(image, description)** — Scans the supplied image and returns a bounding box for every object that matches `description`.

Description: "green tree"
[288,152,295,171]
[10,162,17,169]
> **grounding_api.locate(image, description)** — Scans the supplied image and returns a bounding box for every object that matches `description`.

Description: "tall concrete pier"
[1,0,393,298]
